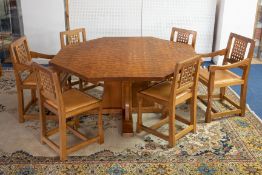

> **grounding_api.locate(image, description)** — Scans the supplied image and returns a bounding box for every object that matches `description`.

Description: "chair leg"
[68,76,72,89]
[161,107,168,119]
[240,84,247,117]
[73,116,80,129]
[31,89,37,103]
[190,96,197,133]
[205,85,214,123]
[79,78,83,91]
[59,117,67,161]
[17,89,25,123]
[220,87,226,102]
[136,97,143,133]
[39,102,46,144]
[98,106,104,144]
[168,109,176,147]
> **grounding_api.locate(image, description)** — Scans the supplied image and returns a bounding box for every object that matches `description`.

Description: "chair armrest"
[16,63,33,72]
[199,49,227,59]
[30,51,54,59]
[208,58,251,72]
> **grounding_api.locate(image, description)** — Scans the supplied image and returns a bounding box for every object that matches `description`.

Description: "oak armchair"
[9,36,54,123]
[198,33,255,123]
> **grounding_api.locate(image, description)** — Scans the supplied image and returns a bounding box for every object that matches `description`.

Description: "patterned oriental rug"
[0,69,262,175]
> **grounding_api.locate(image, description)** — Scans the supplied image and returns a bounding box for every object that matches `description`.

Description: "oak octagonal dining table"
[50,37,196,136]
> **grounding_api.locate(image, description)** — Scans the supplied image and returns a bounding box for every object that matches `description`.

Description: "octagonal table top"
[50,37,196,81]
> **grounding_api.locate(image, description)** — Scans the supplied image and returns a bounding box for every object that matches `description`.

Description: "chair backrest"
[223,33,255,65]
[9,36,32,84]
[170,55,201,105]
[9,36,32,66]
[33,63,63,110]
[170,27,197,48]
[60,28,87,49]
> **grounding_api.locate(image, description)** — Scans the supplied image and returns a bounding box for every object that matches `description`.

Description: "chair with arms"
[198,33,255,123]
[137,55,201,147]
[60,28,103,90]
[33,63,104,161]
[170,27,197,49]
[9,36,54,123]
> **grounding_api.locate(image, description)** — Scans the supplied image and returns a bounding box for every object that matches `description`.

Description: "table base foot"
[122,118,134,137]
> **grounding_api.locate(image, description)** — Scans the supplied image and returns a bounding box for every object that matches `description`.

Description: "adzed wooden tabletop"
[50,37,196,81]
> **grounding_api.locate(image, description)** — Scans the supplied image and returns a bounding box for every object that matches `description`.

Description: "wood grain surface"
[50,37,196,135]
[51,37,196,81]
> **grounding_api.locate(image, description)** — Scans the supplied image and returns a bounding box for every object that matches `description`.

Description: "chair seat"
[46,89,100,114]
[22,72,37,86]
[199,68,243,87]
[140,81,191,102]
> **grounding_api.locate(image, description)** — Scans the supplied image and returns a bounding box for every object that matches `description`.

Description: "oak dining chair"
[33,63,104,161]
[9,36,54,123]
[170,27,197,49]
[198,33,255,123]
[137,55,201,147]
[60,28,103,90]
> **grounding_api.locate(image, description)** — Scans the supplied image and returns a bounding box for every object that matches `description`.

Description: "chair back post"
[224,34,234,64]
[169,62,180,113]
[60,28,87,49]
[169,55,201,110]
[170,27,197,48]
[33,63,65,115]
[52,71,65,116]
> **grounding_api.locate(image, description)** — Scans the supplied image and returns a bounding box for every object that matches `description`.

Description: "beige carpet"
[0,69,262,175]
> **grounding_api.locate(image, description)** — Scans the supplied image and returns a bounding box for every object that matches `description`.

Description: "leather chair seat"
[46,89,100,114]
[22,73,37,86]
[140,81,191,102]
[199,68,243,87]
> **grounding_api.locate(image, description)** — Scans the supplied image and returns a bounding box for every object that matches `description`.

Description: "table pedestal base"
[102,81,154,136]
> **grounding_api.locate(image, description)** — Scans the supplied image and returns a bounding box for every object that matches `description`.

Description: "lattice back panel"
[176,32,190,44]
[67,33,81,45]
[14,42,30,65]
[177,63,196,89]
[39,70,56,101]
[228,38,248,63]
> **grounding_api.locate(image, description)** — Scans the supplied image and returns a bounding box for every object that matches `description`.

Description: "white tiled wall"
[21,0,65,54]
[142,0,216,53]
[214,0,257,65]
[70,0,216,53]
[70,0,142,39]
[21,0,217,54]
